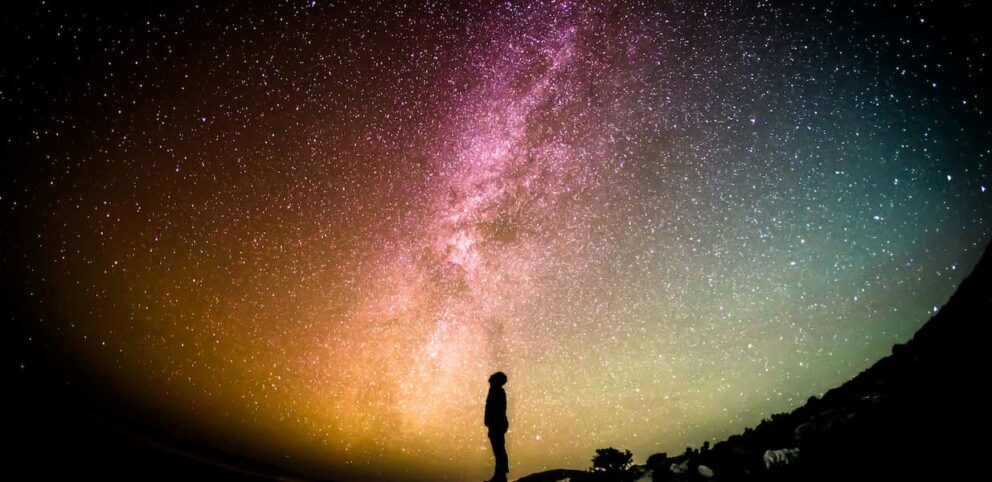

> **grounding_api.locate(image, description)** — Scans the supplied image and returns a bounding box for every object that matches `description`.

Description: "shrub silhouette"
[590,447,633,473]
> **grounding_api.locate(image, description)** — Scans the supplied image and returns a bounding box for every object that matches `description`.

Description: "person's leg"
[500,434,508,474]
[494,431,508,478]
[488,430,507,481]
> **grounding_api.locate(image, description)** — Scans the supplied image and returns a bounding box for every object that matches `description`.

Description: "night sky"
[3,1,991,481]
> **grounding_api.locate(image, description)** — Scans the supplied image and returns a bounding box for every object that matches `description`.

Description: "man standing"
[485,372,509,482]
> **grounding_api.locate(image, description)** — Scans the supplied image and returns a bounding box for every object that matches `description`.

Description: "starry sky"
[2,1,991,481]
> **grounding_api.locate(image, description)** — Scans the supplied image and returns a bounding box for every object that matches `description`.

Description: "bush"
[590,447,633,473]
[645,452,668,469]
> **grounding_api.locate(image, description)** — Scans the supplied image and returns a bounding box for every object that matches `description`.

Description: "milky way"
[3,1,991,481]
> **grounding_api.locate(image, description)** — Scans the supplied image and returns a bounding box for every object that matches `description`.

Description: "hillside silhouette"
[519,240,990,482]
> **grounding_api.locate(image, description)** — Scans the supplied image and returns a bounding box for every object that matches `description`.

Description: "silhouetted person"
[485,371,509,482]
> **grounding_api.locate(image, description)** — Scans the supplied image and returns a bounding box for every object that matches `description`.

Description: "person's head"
[488,371,507,387]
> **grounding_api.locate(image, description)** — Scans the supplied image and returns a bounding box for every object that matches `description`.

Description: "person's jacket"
[485,386,508,431]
